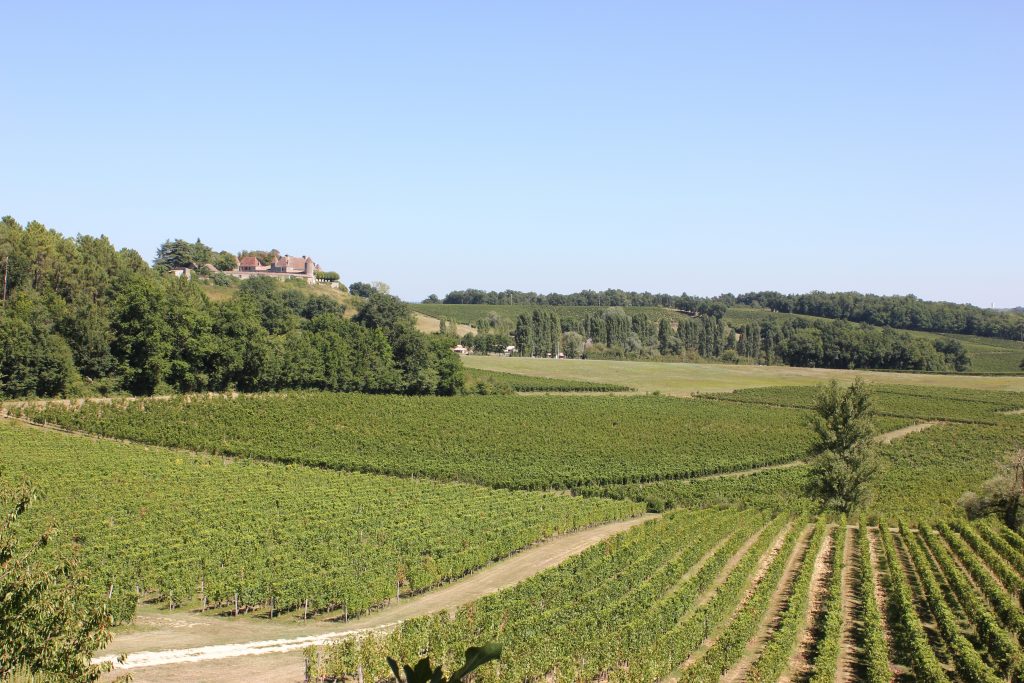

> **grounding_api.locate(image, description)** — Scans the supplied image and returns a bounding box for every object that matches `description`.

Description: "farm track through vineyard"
[8,379,1024,682]
[95,514,655,680]
[0,409,940,494]
[69,506,1024,683]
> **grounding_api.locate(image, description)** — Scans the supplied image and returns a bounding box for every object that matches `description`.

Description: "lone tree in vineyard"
[806,378,878,513]
[960,448,1024,530]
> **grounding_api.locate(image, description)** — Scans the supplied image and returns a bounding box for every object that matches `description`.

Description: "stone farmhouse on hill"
[228,254,321,285]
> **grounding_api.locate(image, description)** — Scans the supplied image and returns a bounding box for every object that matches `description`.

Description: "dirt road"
[96,514,654,681]
[875,421,938,444]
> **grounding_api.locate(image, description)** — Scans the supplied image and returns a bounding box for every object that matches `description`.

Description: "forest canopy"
[0,217,460,399]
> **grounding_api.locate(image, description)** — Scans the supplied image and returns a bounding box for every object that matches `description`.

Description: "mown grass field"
[462,354,1024,396]
[413,311,475,336]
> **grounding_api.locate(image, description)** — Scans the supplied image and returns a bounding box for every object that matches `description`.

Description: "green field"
[0,420,639,623]
[577,466,815,513]
[310,508,784,682]
[9,331,1024,680]
[462,354,1024,396]
[576,384,1024,516]
[939,332,1024,373]
[9,363,1024,681]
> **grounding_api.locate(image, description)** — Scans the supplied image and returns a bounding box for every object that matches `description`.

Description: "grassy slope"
[462,355,1024,396]
[196,278,360,315]
[587,415,1023,520]
[413,311,475,336]
[697,384,1024,423]
[583,384,1024,519]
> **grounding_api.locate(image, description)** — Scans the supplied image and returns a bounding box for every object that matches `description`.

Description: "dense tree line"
[463,304,970,372]
[440,288,729,314]
[0,217,460,399]
[153,238,238,271]
[737,290,1024,341]
[439,288,1024,342]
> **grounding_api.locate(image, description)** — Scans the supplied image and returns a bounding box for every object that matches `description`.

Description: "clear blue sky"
[3,2,1022,306]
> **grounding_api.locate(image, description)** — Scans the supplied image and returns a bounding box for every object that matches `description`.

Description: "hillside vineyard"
[3,368,1024,680]
[0,421,639,623]
[308,510,1024,682]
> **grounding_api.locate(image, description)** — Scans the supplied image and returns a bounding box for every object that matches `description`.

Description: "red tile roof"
[274,256,308,271]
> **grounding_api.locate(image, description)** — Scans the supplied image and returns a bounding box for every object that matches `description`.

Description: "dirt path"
[95,514,654,680]
[676,421,937,488]
[875,421,938,444]
[720,524,816,683]
[686,459,806,482]
[780,525,835,683]
[1001,408,1024,415]
[836,526,859,682]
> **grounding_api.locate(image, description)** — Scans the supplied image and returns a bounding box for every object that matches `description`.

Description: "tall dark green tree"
[110,275,171,395]
[0,296,78,397]
[153,238,214,270]
[806,379,879,513]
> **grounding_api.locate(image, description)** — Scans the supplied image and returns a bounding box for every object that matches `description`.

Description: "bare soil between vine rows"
[96,514,654,681]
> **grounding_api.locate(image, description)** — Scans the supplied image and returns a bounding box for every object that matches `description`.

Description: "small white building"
[452,344,469,355]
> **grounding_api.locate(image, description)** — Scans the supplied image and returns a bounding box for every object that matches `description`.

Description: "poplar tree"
[806,379,879,513]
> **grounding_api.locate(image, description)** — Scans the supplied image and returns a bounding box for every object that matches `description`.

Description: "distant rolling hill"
[410,303,1024,374]
[723,306,1024,374]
